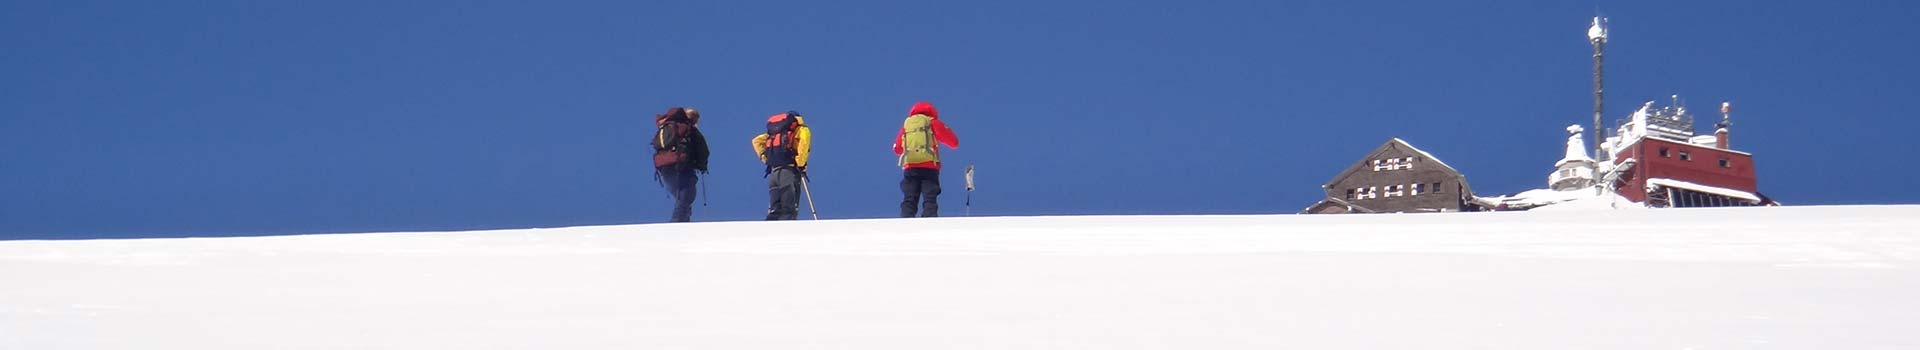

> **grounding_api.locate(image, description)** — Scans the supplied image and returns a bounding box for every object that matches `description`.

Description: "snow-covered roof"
[1627,101,1653,140]
[1646,178,1761,202]
[1319,138,1472,196]
[1299,197,1374,214]
[1625,136,1754,157]
[1598,157,1635,186]
[1688,135,1718,147]
[1391,137,1459,173]
[1557,125,1594,167]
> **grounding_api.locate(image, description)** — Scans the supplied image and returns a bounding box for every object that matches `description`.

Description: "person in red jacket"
[892,101,961,217]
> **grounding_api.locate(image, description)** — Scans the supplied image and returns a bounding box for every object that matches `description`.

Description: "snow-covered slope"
[4,206,1918,349]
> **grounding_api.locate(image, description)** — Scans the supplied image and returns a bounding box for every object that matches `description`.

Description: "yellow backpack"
[898,114,937,166]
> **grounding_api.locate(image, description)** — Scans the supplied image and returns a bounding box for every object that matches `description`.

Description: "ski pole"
[697,173,707,222]
[964,164,975,217]
[799,176,820,220]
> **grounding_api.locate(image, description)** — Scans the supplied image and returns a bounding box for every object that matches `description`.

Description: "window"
[1719,158,1731,168]
[1345,189,1356,200]
[1659,147,1670,158]
[1385,185,1405,197]
[1679,151,1691,161]
[1373,157,1415,171]
[1413,183,1426,195]
[1431,182,1442,193]
[1357,187,1378,200]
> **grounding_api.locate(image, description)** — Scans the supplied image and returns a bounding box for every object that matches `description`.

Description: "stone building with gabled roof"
[1302,138,1477,214]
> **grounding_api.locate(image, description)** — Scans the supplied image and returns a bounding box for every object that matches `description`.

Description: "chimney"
[1716,128,1729,149]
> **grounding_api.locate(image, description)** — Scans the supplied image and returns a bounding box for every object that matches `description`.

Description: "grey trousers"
[765,167,801,220]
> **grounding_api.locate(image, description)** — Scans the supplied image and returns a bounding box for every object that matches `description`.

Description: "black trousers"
[766,167,802,220]
[659,166,699,222]
[900,168,942,218]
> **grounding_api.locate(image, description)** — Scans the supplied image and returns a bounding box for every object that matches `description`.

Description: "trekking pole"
[799,177,820,220]
[964,164,975,217]
[701,174,709,208]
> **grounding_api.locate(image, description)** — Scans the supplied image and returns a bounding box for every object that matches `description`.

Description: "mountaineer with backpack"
[651,107,710,222]
[751,111,812,220]
[892,101,960,218]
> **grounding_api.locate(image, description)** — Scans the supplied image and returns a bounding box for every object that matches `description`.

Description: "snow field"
[3,205,1918,349]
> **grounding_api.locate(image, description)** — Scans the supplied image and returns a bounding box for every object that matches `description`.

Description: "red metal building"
[1603,101,1773,207]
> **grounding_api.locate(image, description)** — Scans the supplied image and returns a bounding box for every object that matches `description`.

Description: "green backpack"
[898,114,938,166]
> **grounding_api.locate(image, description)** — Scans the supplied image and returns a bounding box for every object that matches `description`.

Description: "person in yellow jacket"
[751,111,811,220]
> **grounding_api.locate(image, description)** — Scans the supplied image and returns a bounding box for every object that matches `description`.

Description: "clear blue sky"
[4,1,1916,239]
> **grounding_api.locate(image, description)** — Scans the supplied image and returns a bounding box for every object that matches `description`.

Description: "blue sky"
[3,0,1916,239]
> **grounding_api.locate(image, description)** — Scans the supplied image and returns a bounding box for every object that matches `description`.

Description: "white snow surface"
[1476,187,1636,211]
[5,206,1920,349]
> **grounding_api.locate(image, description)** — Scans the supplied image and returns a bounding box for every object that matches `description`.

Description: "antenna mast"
[1587,16,1609,160]
[1718,101,1732,127]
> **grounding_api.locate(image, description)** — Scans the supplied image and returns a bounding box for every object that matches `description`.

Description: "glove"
[797,166,808,179]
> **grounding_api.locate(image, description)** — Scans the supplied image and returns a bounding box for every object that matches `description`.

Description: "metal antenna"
[1719,101,1732,128]
[1587,16,1610,160]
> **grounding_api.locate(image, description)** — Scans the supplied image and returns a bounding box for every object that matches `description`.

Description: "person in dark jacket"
[652,107,710,222]
[892,101,961,217]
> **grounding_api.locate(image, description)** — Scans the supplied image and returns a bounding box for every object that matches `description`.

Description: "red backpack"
[652,108,694,169]
[761,111,801,174]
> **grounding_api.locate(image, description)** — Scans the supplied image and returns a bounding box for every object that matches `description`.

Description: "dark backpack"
[762,111,801,174]
[652,108,693,169]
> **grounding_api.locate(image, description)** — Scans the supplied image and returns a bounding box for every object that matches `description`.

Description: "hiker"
[892,101,960,217]
[752,111,811,220]
[652,107,709,222]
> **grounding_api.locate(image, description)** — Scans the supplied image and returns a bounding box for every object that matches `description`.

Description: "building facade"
[1303,138,1477,214]
[1602,101,1771,207]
